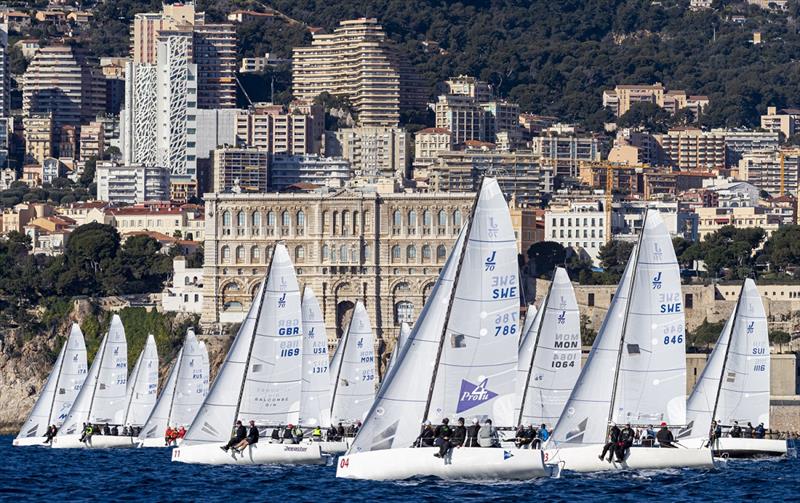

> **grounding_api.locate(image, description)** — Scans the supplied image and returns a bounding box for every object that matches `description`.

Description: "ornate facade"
[201,189,475,358]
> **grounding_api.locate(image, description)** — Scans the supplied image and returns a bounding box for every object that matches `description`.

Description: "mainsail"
[330,301,376,424]
[516,267,581,427]
[613,210,686,426]
[16,323,87,439]
[300,286,332,427]
[684,279,769,435]
[60,315,128,434]
[123,334,159,426]
[184,244,303,445]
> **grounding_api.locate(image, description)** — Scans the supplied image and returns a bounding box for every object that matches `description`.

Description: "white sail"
[386,322,411,376]
[427,178,520,426]
[520,304,538,346]
[183,280,266,445]
[329,334,344,391]
[331,301,376,424]
[711,280,770,427]
[517,267,581,427]
[91,315,129,424]
[139,349,181,439]
[171,330,208,428]
[300,287,332,427]
[16,323,88,439]
[614,210,686,426]
[124,334,159,426]
[239,244,304,425]
[550,246,637,446]
[199,341,210,396]
[349,226,467,452]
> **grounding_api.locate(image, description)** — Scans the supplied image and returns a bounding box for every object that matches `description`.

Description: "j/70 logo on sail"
[485,251,496,271]
[652,272,662,289]
[456,378,498,413]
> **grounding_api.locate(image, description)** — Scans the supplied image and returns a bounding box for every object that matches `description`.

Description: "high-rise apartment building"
[530,135,602,178]
[739,150,800,197]
[326,126,409,180]
[657,128,726,170]
[760,106,800,138]
[79,121,105,161]
[212,147,269,193]
[96,161,170,204]
[293,18,404,127]
[270,155,353,190]
[434,94,486,145]
[131,3,235,109]
[0,23,9,117]
[22,45,105,129]
[23,114,54,164]
[234,101,324,155]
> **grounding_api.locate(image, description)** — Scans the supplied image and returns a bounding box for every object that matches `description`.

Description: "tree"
[59,223,121,296]
[761,225,800,274]
[597,240,635,276]
[526,241,566,278]
[687,319,725,349]
[80,157,97,188]
[118,235,172,294]
[616,102,674,133]
[769,330,791,353]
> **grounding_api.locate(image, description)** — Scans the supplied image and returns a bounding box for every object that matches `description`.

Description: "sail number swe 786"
[494,312,517,336]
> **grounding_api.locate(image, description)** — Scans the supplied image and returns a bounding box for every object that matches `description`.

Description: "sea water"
[1,437,796,502]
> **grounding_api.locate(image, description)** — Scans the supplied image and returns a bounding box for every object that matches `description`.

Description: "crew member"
[730,421,742,438]
[599,424,621,462]
[433,418,452,458]
[656,422,675,448]
[220,420,247,452]
[465,418,480,447]
[234,420,259,452]
[617,423,635,461]
[477,419,499,447]
[415,420,435,447]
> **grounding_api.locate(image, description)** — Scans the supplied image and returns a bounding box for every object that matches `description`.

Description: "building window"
[408,210,417,227]
[588,293,595,307]
[281,211,290,227]
[438,210,447,226]
[221,245,231,263]
[295,245,305,263]
[407,245,417,261]
[437,245,447,261]
[393,210,402,227]
[237,211,245,227]
[251,246,260,262]
[685,293,694,309]
[236,245,244,263]
[222,210,231,226]
[251,211,261,227]
[340,244,348,263]
[362,244,370,262]
[297,210,305,235]
[267,211,275,227]
[322,244,329,261]
[422,244,432,262]
[453,209,462,228]
[391,245,401,263]
[395,301,414,323]
[423,210,432,226]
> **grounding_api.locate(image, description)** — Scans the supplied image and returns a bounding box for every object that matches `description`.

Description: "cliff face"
[0,301,219,435]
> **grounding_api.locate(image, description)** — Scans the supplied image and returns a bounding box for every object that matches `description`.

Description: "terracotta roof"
[416,127,451,134]
[107,207,184,216]
[285,182,322,191]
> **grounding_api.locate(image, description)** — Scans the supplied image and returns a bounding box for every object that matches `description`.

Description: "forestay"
[60,315,128,434]
[16,323,87,439]
[123,334,159,426]
[349,227,466,453]
[517,267,581,427]
[300,287,332,427]
[331,302,376,424]
[427,178,519,426]
[549,246,636,446]
[613,210,686,426]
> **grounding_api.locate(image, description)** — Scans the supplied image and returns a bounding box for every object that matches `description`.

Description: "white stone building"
[544,202,606,266]
[162,256,204,314]
[96,161,170,204]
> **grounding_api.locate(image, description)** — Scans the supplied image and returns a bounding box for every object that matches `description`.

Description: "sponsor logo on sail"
[487,217,500,238]
[652,272,662,289]
[456,378,498,413]
[485,251,497,271]
[277,293,286,308]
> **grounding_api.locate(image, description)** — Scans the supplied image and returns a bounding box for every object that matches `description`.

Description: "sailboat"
[679,279,785,457]
[52,315,130,448]
[337,178,550,481]
[329,301,376,427]
[14,323,88,446]
[544,210,714,472]
[122,335,159,431]
[138,330,208,447]
[172,244,324,465]
[386,322,411,377]
[515,267,581,428]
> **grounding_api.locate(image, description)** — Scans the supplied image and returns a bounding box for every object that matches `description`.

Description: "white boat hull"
[137,437,183,448]
[680,437,787,457]
[172,442,325,465]
[12,436,51,447]
[51,434,137,449]
[544,444,714,473]
[336,447,550,481]
[316,438,351,455]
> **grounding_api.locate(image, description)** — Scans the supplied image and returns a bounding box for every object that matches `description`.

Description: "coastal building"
[79,121,105,161]
[530,134,601,178]
[201,189,475,346]
[162,256,204,314]
[96,161,170,204]
[270,154,352,190]
[695,206,781,240]
[760,106,800,138]
[602,83,709,118]
[23,114,54,164]
[739,150,800,197]
[445,75,493,102]
[544,202,606,265]
[105,203,205,241]
[434,94,486,145]
[234,101,324,155]
[721,130,780,167]
[211,147,269,193]
[326,126,409,180]
[0,23,8,117]
[657,128,726,170]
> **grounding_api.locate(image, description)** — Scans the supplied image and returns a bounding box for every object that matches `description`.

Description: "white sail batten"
[613,211,686,426]
[427,178,520,426]
[715,279,770,427]
[517,267,581,426]
[331,301,376,424]
[183,280,267,445]
[16,324,88,439]
[349,227,466,453]
[124,334,159,426]
[300,287,332,427]
[550,246,637,446]
[238,244,304,425]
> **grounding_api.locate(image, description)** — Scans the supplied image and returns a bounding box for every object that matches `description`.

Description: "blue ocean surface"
[1,436,797,502]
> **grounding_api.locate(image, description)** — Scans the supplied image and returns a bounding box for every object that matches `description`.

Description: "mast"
[231,247,276,426]
[517,270,555,426]
[708,279,746,440]
[86,333,110,425]
[330,305,356,420]
[605,210,647,438]
[165,348,185,426]
[45,337,70,426]
[422,176,484,422]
